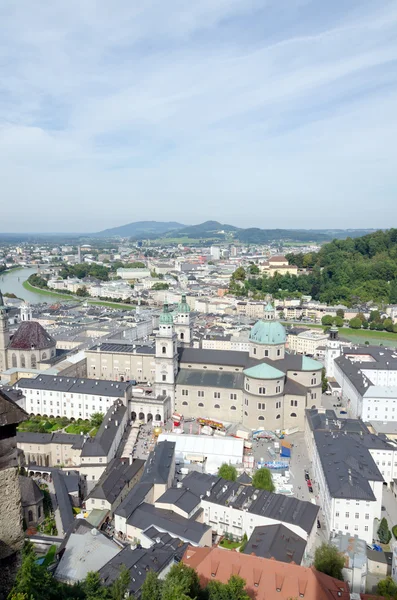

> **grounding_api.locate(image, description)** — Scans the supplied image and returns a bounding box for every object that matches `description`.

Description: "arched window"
[162,346,166,354]
[276,414,281,419]
[198,402,204,407]
[182,401,188,406]
[42,352,47,360]
[180,332,184,340]
[259,387,266,395]
[28,510,33,522]
[258,416,265,421]
[214,404,220,409]
[290,412,297,417]
[20,354,25,368]
[230,406,236,410]
[12,353,17,368]
[31,355,37,368]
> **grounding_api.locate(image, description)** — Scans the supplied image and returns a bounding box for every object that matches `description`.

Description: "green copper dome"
[159,303,174,325]
[264,301,274,313]
[249,319,286,345]
[177,294,190,313]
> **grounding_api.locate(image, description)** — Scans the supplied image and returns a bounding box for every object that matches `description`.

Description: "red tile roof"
[9,321,55,351]
[182,546,351,600]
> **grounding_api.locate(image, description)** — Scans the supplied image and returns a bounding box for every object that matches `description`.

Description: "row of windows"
[180,390,237,400]
[335,512,370,519]
[12,354,38,368]
[245,383,282,394]
[181,402,236,410]
[335,524,369,532]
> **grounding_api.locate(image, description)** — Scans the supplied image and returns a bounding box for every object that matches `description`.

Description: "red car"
[307,479,312,487]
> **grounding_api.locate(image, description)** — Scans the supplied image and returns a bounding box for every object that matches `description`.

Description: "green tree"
[336,308,345,318]
[152,282,169,290]
[249,264,260,275]
[349,317,362,329]
[252,468,275,492]
[110,565,131,600]
[321,315,334,326]
[207,575,251,600]
[83,571,107,600]
[141,571,162,600]
[377,576,397,598]
[321,367,329,393]
[333,316,344,327]
[162,563,200,600]
[10,552,54,600]
[90,412,104,429]
[378,517,392,544]
[383,318,394,332]
[232,267,246,281]
[369,310,381,322]
[76,286,89,297]
[314,543,345,581]
[218,463,238,481]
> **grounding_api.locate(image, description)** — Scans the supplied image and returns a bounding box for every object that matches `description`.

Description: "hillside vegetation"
[231,229,397,306]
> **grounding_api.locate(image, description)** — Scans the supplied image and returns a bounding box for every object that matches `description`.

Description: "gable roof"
[243,524,306,564]
[19,475,44,506]
[182,546,350,599]
[9,321,55,350]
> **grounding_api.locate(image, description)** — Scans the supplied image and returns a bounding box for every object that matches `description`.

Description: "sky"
[1,1,397,233]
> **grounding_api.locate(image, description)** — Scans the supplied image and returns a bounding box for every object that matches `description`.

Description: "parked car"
[304,471,310,480]
[308,486,313,493]
[306,479,312,487]
[317,519,321,529]
[340,410,347,415]
[325,390,332,396]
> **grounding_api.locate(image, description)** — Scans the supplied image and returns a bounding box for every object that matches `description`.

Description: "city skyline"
[1,1,397,232]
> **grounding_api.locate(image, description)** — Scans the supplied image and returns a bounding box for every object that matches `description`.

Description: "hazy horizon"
[1,1,397,232]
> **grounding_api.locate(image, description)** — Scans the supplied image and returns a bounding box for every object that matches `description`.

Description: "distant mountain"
[164,220,239,239]
[96,221,185,238]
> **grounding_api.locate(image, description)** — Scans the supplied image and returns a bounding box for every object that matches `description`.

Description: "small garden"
[18,413,104,436]
[219,532,248,551]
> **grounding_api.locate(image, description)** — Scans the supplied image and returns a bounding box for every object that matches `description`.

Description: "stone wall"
[0,466,24,599]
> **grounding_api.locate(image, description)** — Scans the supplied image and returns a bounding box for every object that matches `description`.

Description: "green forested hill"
[232,229,397,306]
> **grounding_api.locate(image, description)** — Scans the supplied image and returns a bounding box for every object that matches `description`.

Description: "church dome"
[249,319,286,345]
[159,303,174,325]
[177,294,190,313]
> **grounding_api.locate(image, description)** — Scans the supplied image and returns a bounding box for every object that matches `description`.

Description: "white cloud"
[0,0,397,231]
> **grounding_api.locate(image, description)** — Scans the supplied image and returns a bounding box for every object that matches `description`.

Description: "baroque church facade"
[87,296,323,432]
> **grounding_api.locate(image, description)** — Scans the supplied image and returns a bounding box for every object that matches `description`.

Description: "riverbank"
[87,300,135,310]
[282,321,397,346]
[22,280,77,301]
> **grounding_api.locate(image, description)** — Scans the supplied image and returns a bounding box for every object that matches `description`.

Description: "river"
[0,267,69,304]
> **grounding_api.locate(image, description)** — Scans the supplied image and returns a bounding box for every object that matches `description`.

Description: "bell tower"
[0,290,10,373]
[325,324,341,378]
[174,294,192,347]
[154,304,178,407]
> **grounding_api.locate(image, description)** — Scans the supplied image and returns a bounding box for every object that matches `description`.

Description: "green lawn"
[87,300,135,310]
[18,418,65,433]
[219,539,241,550]
[42,545,57,567]
[339,327,397,341]
[22,280,76,300]
[65,423,92,435]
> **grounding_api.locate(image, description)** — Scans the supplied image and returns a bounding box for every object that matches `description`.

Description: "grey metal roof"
[126,503,210,544]
[89,343,155,355]
[313,431,383,501]
[99,536,188,597]
[16,374,131,397]
[114,482,154,520]
[81,401,127,457]
[283,378,308,396]
[140,441,175,485]
[179,347,248,367]
[88,458,145,504]
[17,430,85,448]
[237,472,252,485]
[206,477,318,534]
[52,469,74,534]
[176,369,244,390]
[305,409,369,435]
[243,524,306,564]
[180,471,219,497]
[19,475,44,506]
[156,487,200,515]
